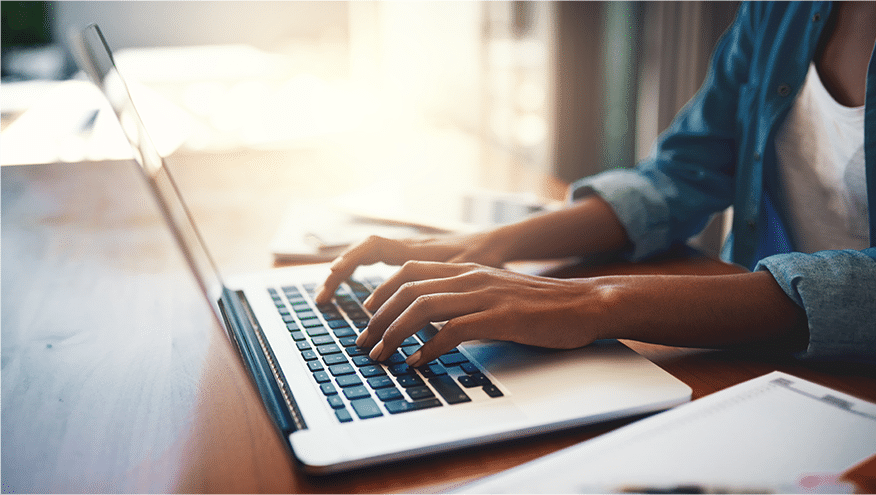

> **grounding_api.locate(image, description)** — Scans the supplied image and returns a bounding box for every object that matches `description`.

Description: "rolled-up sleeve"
[568,2,754,261]
[570,170,672,261]
[756,248,876,364]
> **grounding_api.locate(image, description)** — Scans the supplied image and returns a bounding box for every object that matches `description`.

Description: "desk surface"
[3,157,875,493]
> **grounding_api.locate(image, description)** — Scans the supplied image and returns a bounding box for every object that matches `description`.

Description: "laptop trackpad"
[461,339,671,413]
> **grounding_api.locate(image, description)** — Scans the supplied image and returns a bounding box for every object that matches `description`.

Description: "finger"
[406,313,484,367]
[314,236,412,304]
[363,260,477,312]
[371,291,486,362]
[359,274,465,350]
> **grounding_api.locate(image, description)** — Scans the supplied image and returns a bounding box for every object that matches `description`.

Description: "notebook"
[74,23,692,474]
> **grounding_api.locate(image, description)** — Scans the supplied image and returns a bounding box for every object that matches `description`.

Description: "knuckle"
[401,259,424,272]
[411,293,436,312]
[398,280,419,296]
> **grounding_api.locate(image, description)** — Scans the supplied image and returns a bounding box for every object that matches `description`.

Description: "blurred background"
[2,1,738,182]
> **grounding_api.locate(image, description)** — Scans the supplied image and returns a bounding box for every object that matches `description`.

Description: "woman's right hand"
[313,230,508,304]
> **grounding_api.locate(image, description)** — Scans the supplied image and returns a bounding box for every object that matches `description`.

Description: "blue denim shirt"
[570,1,876,363]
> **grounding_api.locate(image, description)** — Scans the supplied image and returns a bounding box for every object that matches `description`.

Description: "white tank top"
[774,62,868,254]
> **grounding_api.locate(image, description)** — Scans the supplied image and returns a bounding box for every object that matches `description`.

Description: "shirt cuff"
[755,249,876,364]
[569,169,672,261]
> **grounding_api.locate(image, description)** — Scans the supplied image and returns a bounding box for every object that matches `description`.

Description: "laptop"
[74,24,691,474]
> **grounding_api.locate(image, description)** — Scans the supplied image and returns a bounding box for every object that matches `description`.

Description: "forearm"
[600,271,809,351]
[488,195,631,263]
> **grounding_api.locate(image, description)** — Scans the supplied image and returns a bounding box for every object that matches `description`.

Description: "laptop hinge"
[220,287,307,433]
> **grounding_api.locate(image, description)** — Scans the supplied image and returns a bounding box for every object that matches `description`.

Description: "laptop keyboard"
[268,277,503,423]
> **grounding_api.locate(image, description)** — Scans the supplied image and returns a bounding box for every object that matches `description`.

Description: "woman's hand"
[314,231,508,305]
[355,261,611,367]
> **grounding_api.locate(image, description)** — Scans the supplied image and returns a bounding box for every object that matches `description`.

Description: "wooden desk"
[3,158,874,493]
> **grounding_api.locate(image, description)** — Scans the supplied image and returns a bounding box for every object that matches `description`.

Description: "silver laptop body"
[75,24,691,474]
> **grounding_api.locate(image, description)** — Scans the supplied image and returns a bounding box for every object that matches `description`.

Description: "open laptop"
[74,24,691,474]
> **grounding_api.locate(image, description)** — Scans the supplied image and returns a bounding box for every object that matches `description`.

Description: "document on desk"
[462,371,876,493]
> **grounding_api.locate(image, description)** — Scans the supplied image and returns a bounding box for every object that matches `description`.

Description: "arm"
[357,262,809,368]
[315,195,630,304]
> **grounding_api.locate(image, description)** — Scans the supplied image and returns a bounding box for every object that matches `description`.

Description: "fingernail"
[362,295,374,311]
[356,329,369,346]
[314,286,328,303]
[369,341,384,361]
[406,350,422,367]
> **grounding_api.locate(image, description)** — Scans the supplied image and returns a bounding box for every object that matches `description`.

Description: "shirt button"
[753,152,761,161]
[812,13,821,22]
[777,84,791,97]
[747,219,757,231]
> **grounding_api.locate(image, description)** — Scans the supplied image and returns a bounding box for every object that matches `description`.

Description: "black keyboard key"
[429,375,472,404]
[327,395,345,409]
[290,331,306,341]
[301,319,326,329]
[352,355,376,366]
[343,385,371,401]
[327,319,350,329]
[367,376,394,389]
[286,322,300,332]
[458,375,477,388]
[307,361,324,372]
[385,352,406,364]
[344,346,368,357]
[323,354,348,365]
[328,363,355,376]
[400,344,421,357]
[376,387,403,401]
[333,326,357,338]
[471,372,491,386]
[335,408,353,423]
[385,398,442,414]
[483,385,503,397]
[460,362,479,374]
[336,375,363,388]
[406,386,435,401]
[338,336,358,347]
[317,344,342,355]
[313,371,330,383]
[350,398,383,419]
[359,365,386,377]
[418,363,447,378]
[296,341,312,351]
[388,363,413,376]
[311,335,334,346]
[320,383,337,395]
[416,325,439,342]
[438,352,470,366]
[400,336,419,346]
[397,375,425,388]
[301,350,318,361]
[305,326,329,337]
[281,314,296,324]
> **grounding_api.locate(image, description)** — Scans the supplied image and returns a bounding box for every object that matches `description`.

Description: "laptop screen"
[74,24,226,321]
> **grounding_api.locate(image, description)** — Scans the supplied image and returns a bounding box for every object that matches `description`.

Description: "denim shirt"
[570,1,876,363]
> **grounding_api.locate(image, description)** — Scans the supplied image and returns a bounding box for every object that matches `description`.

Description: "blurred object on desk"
[271,181,557,264]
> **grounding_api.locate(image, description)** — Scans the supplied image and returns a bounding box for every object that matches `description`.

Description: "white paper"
[462,371,876,493]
